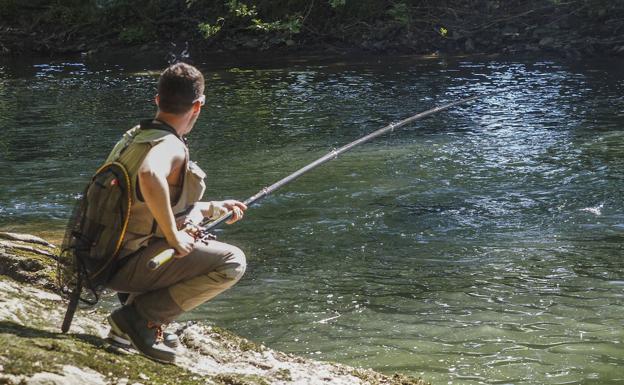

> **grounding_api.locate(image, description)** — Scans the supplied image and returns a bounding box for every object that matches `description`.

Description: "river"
[0,54,622,384]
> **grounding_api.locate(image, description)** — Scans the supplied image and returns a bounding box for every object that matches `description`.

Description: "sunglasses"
[194,95,206,106]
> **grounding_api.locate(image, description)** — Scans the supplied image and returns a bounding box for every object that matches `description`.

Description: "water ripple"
[1,57,624,384]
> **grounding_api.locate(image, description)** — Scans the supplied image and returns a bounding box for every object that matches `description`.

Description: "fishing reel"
[182,220,217,244]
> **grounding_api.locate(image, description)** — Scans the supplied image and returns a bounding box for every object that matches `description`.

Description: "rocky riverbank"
[0,232,429,385]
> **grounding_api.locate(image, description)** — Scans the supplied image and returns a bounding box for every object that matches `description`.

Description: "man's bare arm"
[138,139,195,256]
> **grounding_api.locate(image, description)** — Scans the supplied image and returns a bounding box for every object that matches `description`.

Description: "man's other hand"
[211,200,248,224]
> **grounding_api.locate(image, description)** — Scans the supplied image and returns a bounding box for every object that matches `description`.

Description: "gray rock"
[502,25,519,37]
[0,232,56,248]
[465,38,475,52]
[0,240,55,258]
[539,37,555,47]
[525,44,540,52]
[19,257,45,272]
[0,238,57,289]
[532,26,551,38]
[0,232,431,385]
[243,38,260,48]
[26,365,106,385]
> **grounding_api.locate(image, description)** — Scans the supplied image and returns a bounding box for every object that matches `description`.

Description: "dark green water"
[1,56,623,384]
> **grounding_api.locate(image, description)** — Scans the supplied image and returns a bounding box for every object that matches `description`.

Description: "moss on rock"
[350,368,431,385]
[0,321,206,385]
[0,238,58,290]
[0,233,434,385]
[213,373,271,385]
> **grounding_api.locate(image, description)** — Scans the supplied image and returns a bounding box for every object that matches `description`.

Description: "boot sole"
[106,331,134,350]
[105,337,136,355]
[107,318,179,349]
[107,328,180,349]
[105,318,136,354]
[107,317,132,346]
[107,314,175,364]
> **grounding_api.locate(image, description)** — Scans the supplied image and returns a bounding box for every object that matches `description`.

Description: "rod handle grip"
[147,248,176,270]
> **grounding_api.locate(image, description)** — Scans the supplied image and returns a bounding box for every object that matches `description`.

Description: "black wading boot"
[108,305,176,364]
[111,292,180,349]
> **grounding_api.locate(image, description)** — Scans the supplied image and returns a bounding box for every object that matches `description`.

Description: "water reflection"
[0,57,623,384]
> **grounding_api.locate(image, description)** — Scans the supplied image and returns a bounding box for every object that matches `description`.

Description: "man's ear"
[192,100,202,114]
[155,94,160,106]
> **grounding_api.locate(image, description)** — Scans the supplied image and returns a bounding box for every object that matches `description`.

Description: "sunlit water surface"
[1,56,623,384]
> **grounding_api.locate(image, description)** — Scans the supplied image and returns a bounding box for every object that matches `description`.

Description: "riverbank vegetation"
[1,0,623,58]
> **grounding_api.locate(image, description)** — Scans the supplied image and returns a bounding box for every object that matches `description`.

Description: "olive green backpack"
[58,161,132,333]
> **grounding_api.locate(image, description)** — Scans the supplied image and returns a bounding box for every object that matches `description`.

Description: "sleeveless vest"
[105,120,206,258]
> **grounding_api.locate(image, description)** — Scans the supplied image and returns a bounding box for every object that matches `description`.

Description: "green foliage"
[198,18,224,39]
[250,14,302,34]
[227,0,258,17]
[250,19,282,32]
[118,25,153,44]
[0,0,20,18]
[95,0,116,7]
[194,1,305,42]
[3,0,624,53]
[387,1,409,26]
[282,15,303,34]
[328,0,346,8]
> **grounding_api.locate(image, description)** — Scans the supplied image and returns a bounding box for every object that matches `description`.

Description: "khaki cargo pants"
[107,239,246,323]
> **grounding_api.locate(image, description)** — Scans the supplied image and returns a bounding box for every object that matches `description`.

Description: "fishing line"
[148,93,494,269]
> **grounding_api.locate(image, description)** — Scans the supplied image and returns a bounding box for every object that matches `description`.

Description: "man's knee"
[221,245,246,282]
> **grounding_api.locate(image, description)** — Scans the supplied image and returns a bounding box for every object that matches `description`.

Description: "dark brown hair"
[157,63,205,114]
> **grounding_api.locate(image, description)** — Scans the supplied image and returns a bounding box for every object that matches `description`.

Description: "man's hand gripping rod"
[147,93,486,270]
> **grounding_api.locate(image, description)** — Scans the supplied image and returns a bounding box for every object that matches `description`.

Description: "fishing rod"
[147,93,485,270]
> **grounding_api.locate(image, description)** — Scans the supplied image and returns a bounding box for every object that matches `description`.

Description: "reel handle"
[147,248,176,270]
[146,222,198,270]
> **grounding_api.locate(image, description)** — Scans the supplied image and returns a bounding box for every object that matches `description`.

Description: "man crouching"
[104,62,247,363]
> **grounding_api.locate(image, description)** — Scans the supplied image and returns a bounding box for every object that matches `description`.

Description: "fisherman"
[104,62,247,363]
